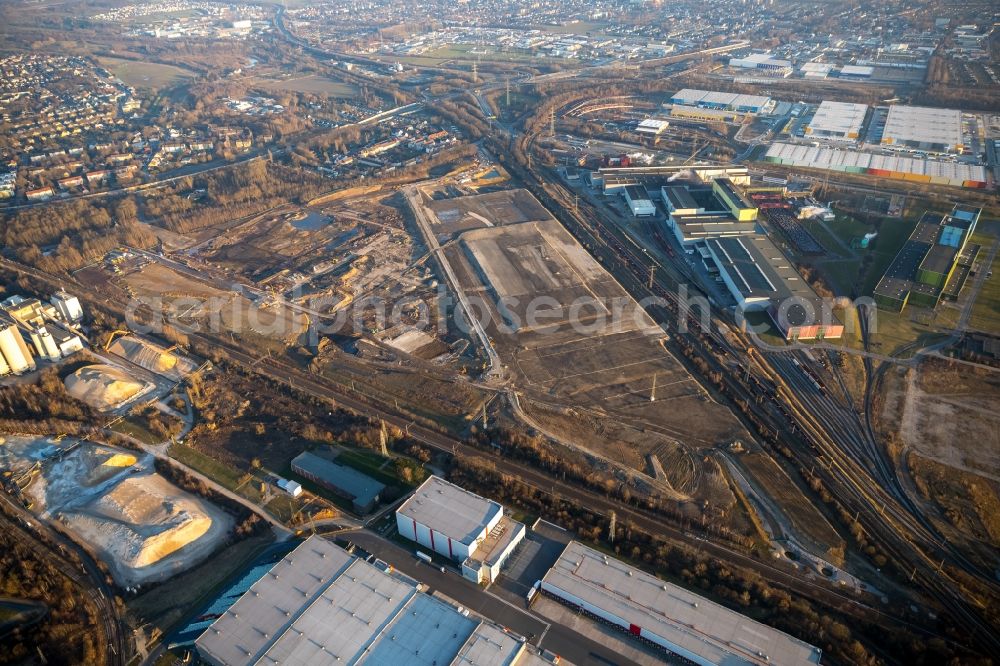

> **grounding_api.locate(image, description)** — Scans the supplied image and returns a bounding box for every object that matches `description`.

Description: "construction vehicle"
[104,329,130,351]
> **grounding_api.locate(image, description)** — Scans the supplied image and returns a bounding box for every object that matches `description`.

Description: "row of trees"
[469,426,756,548]
[4,198,155,274]
[0,511,103,664]
[447,457,983,666]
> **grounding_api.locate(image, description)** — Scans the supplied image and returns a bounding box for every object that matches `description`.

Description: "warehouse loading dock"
[538,541,822,666]
[396,476,525,584]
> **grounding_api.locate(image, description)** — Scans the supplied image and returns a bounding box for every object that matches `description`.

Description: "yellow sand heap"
[155,352,178,372]
[103,453,137,468]
[65,365,144,409]
[108,336,196,381]
[88,474,215,569]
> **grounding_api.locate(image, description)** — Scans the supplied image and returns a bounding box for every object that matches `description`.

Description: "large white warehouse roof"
[807,101,868,138]
[671,88,773,111]
[196,536,544,666]
[541,541,822,666]
[881,105,963,149]
[397,475,503,546]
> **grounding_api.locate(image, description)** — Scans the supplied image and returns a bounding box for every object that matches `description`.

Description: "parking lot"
[494,520,570,601]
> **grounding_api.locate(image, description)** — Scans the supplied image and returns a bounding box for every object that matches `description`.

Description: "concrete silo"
[0,321,35,375]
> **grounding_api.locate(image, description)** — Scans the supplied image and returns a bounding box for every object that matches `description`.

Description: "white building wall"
[57,335,84,356]
[540,581,715,666]
[51,293,83,323]
[540,582,627,630]
[485,510,503,534]
[29,327,61,362]
[666,216,692,246]
[486,524,525,581]
[627,197,657,216]
[395,512,476,561]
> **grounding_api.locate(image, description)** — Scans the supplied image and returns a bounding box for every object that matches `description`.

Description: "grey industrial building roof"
[881,105,963,148]
[196,536,539,666]
[397,475,502,546]
[919,244,959,275]
[709,235,814,301]
[873,213,951,301]
[624,185,653,202]
[543,541,822,666]
[291,451,385,507]
[713,178,756,211]
[672,214,757,238]
[807,101,868,137]
[670,89,772,110]
[709,237,778,298]
[663,185,700,211]
[708,235,837,328]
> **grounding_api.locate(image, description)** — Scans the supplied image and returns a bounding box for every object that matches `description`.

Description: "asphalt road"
[348,530,645,666]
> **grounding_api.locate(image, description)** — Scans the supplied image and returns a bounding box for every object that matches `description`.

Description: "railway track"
[500,147,1000,655]
[0,495,127,666]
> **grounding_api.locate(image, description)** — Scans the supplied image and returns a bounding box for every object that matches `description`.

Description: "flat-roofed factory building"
[660,178,759,245]
[538,541,822,666]
[396,476,525,584]
[291,451,385,513]
[805,101,868,140]
[623,185,657,216]
[880,105,964,153]
[727,53,793,76]
[706,235,843,340]
[635,118,670,135]
[195,535,556,666]
[669,89,775,114]
[874,205,981,312]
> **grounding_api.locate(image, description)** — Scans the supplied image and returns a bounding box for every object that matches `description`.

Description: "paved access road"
[348,530,644,666]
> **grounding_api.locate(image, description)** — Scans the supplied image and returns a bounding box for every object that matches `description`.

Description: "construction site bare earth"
[1,436,230,586]
[416,187,748,508]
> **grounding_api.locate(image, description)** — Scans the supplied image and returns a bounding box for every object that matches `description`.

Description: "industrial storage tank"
[29,326,61,362]
[0,322,35,374]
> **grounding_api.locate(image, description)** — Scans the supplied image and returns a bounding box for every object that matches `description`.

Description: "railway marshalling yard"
[417,186,750,510]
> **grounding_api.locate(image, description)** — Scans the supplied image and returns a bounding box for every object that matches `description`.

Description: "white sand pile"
[62,473,231,584]
[386,329,436,354]
[65,364,146,409]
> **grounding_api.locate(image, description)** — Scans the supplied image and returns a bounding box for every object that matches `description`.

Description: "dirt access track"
[3,436,232,587]
[426,188,748,504]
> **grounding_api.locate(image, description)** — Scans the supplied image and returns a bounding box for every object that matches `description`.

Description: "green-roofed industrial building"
[874,205,981,312]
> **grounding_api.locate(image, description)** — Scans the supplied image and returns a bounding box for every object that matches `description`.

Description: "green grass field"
[98,57,195,88]
[109,416,162,445]
[861,216,918,295]
[800,211,911,296]
[965,232,1000,332]
[169,442,263,501]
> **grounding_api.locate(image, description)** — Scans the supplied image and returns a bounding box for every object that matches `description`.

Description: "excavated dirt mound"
[108,336,198,382]
[65,364,147,410]
[61,473,231,585]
